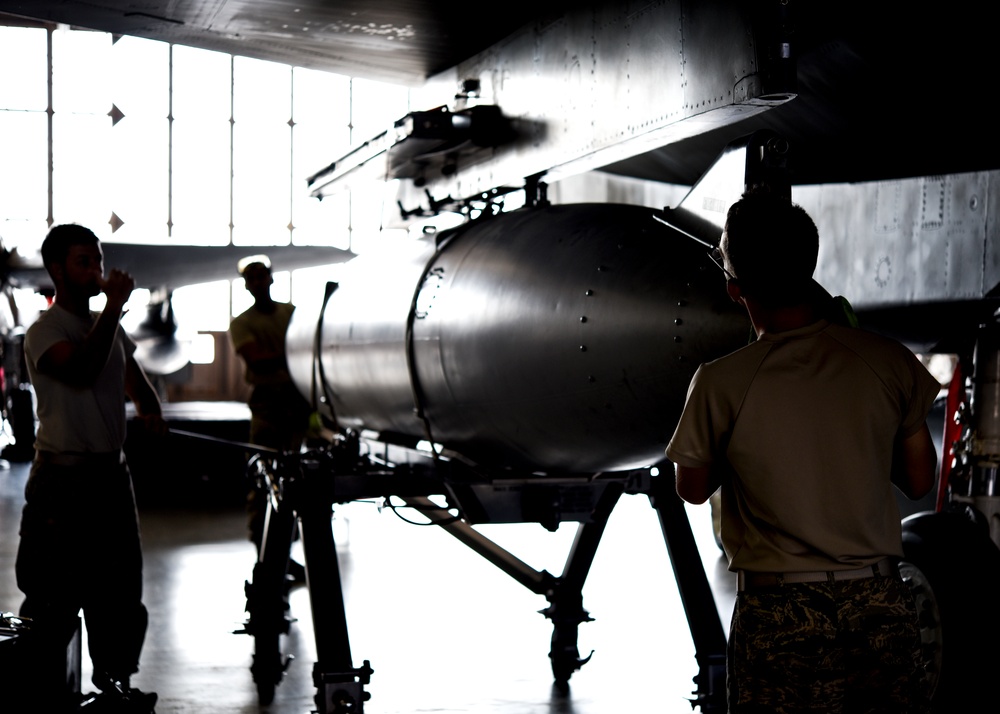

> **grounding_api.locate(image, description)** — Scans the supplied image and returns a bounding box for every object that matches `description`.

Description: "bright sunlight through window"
[0,23,410,345]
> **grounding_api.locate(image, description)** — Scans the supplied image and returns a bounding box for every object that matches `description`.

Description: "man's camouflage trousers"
[728,573,932,713]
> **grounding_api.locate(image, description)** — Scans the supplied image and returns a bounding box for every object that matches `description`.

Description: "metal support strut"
[297,459,373,713]
[649,472,727,713]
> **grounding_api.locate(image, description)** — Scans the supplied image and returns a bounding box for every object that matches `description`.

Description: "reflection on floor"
[1,457,736,714]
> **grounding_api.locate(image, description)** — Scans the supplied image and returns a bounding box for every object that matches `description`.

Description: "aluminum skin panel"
[801,173,994,306]
[402,0,788,209]
[796,171,1000,350]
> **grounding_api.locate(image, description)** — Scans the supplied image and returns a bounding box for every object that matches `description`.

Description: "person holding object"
[666,192,938,712]
[16,223,166,712]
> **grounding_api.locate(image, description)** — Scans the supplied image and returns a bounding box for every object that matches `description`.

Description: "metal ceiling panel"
[0,0,573,84]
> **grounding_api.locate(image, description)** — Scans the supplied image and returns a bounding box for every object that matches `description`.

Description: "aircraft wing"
[0,241,354,379]
[3,242,353,295]
[100,242,354,291]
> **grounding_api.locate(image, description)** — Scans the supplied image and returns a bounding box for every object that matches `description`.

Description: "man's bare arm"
[892,422,936,500]
[675,463,722,505]
[125,354,168,436]
[37,270,134,387]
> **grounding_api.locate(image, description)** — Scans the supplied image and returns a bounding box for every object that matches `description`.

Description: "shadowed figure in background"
[229,256,311,581]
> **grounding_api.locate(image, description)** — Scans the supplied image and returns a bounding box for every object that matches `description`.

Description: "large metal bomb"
[286,203,749,474]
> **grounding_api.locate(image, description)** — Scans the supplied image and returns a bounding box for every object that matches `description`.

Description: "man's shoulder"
[25,306,80,360]
[820,323,939,399]
[690,341,771,396]
[702,340,769,372]
[232,302,294,321]
[229,305,265,332]
[822,321,911,357]
[234,303,261,320]
[26,304,71,336]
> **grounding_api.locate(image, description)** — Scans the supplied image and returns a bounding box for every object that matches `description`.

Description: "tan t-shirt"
[229,302,296,386]
[666,319,940,573]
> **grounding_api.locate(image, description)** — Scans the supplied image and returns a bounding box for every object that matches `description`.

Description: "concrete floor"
[1,454,736,714]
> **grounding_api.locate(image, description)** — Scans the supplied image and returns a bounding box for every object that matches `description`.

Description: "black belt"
[34,450,125,468]
[737,558,898,591]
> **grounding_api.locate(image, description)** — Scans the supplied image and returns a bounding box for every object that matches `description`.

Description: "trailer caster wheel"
[901,511,1000,712]
[549,647,592,694]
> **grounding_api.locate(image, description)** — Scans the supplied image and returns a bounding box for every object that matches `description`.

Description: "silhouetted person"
[667,193,937,713]
[16,223,166,712]
[229,256,310,575]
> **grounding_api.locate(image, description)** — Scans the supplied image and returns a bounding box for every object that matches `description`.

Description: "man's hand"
[135,413,169,437]
[98,268,135,312]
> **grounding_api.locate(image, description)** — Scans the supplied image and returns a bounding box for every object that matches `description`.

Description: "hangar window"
[0,21,410,337]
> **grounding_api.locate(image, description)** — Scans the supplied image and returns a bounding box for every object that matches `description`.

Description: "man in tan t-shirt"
[229,256,311,569]
[667,192,938,713]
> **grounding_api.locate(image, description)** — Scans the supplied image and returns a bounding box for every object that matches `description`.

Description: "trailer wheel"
[900,511,1000,712]
[252,638,279,706]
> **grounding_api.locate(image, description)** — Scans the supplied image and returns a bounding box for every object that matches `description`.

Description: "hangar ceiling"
[0,0,575,85]
[0,1,994,187]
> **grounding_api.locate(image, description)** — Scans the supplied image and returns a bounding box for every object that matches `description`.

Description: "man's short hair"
[723,192,819,307]
[238,254,272,276]
[40,224,99,273]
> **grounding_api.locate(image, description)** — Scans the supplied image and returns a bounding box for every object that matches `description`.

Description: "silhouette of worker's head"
[41,224,103,297]
[721,191,819,308]
[238,254,273,303]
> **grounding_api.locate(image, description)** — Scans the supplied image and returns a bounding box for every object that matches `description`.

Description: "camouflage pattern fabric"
[728,574,931,713]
